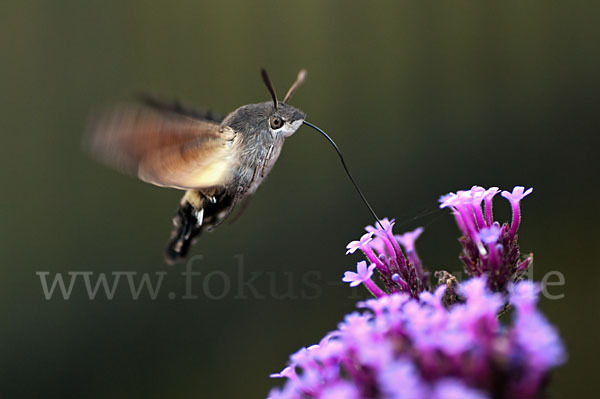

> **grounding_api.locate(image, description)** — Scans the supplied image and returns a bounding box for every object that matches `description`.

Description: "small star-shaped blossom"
[366,218,395,233]
[458,277,504,316]
[313,339,345,364]
[502,186,533,239]
[430,379,489,399]
[470,186,486,199]
[320,381,361,399]
[442,190,476,209]
[358,293,410,314]
[380,360,428,399]
[337,312,371,335]
[290,346,319,367]
[501,186,533,205]
[509,280,540,315]
[345,232,373,254]
[342,261,376,287]
[396,227,424,252]
[484,186,500,201]
[483,187,500,226]
[513,311,567,371]
[439,193,457,208]
[419,284,447,310]
[368,236,387,255]
[455,190,474,206]
[270,366,296,379]
[479,225,501,244]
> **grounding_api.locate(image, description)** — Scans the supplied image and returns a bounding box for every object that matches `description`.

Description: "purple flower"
[396,226,424,253]
[440,185,534,292]
[345,219,428,297]
[478,225,501,244]
[509,282,567,384]
[379,359,428,399]
[342,261,385,297]
[501,186,533,239]
[483,187,500,226]
[319,381,360,399]
[342,261,375,287]
[267,278,565,399]
[501,186,533,203]
[267,185,565,399]
[430,379,489,399]
[345,232,373,255]
[269,366,296,380]
[365,217,395,233]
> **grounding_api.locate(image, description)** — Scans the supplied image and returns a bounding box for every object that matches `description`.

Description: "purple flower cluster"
[344,219,428,298]
[268,279,565,399]
[267,186,565,399]
[440,186,534,292]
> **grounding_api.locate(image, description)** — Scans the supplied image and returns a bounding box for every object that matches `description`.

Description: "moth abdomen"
[165,189,235,264]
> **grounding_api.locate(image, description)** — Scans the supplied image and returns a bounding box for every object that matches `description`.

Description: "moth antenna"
[260,68,278,109]
[302,121,383,229]
[283,69,307,103]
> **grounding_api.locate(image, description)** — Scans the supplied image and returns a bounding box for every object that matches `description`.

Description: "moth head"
[266,102,305,138]
[222,69,307,138]
[261,69,307,138]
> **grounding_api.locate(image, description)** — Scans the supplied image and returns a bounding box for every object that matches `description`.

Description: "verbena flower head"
[268,279,565,399]
[439,185,534,292]
[268,185,565,399]
[344,219,429,298]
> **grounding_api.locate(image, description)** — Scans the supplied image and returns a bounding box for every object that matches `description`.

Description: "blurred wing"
[85,105,238,190]
[137,94,225,123]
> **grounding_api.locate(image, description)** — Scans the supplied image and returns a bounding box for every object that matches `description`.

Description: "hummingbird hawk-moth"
[87,70,309,263]
[87,69,380,264]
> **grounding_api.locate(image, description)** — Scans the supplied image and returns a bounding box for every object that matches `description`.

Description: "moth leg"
[261,144,274,178]
[205,185,245,231]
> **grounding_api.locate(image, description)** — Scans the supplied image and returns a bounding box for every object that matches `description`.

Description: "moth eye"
[269,116,284,130]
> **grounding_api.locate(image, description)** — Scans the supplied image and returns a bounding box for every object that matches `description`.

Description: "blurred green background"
[1,1,598,397]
